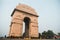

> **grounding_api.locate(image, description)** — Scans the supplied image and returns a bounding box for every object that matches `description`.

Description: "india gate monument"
[9,4,39,38]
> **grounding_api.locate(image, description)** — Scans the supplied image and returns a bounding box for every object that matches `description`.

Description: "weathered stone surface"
[9,4,39,38]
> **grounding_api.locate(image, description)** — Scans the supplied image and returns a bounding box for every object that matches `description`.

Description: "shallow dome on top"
[16,4,38,16]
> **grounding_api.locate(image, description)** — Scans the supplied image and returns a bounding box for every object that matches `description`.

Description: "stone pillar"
[29,17,38,37]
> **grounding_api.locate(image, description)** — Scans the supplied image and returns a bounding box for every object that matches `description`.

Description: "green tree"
[46,30,54,39]
[42,31,47,39]
[41,30,55,39]
[58,33,60,36]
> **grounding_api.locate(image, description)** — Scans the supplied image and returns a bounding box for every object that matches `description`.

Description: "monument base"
[24,37,31,40]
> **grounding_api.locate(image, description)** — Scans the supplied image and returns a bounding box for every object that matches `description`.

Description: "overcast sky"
[0,0,60,37]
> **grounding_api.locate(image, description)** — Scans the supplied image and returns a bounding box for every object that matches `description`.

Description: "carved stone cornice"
[11,9,39,17]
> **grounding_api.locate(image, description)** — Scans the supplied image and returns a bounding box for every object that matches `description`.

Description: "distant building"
[54,35,60,39]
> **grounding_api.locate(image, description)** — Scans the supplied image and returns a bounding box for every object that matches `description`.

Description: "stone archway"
[9,4,39,38]
[23,17,30,38]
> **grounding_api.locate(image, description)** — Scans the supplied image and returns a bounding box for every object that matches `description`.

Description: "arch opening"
[22,17,30,38]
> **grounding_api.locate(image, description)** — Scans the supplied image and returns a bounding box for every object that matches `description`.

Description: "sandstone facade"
[9,4,39,37]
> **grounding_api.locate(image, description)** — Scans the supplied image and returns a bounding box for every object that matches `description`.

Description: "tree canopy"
[41,30,54,39]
